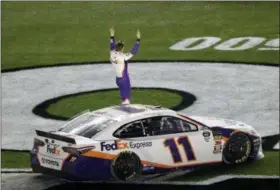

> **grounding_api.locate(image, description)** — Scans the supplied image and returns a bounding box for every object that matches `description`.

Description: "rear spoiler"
[35,130,76,144]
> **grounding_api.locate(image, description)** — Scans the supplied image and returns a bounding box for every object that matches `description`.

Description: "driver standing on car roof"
[109,28,141,105]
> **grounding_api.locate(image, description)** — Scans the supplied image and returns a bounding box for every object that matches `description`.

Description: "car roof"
[90,104,176,122]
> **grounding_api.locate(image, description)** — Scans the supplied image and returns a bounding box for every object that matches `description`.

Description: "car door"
[113,116,222,170]
[112,120,155,161]
[138,116,222,169]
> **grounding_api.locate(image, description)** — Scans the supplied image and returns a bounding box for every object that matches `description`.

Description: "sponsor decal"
[100,140,129,151]
[100,140,152,151]
[130,141,152,149]
[46,141,60,156]
[41,157,59,167]
[143,164,155,172]
[213,140,222,154]
[203,131,211,137]
[69,157,77,162]
[169,37,279,51]
[224,119,237,125]
[202,131,211,142]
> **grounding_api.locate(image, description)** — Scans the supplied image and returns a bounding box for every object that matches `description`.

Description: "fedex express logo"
[101,140,128,151]
[101,140,152,151]
[46,144,60,155]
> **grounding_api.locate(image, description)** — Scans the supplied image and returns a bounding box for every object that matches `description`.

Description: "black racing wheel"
[222,132,252,164]
[111,151,142,181]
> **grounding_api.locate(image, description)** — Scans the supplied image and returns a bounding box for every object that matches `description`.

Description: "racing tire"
[111,151,142,181]
[222,132,252,164]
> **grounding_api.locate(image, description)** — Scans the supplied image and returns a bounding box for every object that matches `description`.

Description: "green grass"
[171,151,280,181]
[1,151,30,168]
[2,1,279,70]
[47,89,182,118]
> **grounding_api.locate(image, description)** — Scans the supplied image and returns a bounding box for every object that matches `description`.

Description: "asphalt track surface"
[1,62,279,189]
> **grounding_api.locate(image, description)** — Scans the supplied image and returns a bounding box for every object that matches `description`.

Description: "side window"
[159,117,182,135]
[176,118,198,132]
[142,116,198,136]
[142,117,162,136]
[114,120,145,138]
[114,116,199,138]
[141,116,183,136]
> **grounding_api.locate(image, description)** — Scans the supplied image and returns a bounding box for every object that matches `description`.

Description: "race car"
[31,104,264,181]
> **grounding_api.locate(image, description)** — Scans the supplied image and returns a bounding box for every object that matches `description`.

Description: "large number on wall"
[169,37,279,51]
[164,136,196,163]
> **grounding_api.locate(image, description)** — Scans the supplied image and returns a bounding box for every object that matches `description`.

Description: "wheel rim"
[224,134,251,163]
[113,153,140,180]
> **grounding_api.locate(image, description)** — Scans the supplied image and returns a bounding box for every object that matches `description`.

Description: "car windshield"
[58,110,115,138]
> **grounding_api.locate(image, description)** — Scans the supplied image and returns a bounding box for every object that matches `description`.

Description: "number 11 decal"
[164,136,196,163]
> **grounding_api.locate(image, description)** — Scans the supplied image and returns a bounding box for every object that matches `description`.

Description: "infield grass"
[1,151,31,168]
[47,89,182,118]
[2,1,279,70]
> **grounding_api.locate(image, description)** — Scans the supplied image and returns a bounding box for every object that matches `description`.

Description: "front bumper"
[255,144,265,160]
[249,136,265,161]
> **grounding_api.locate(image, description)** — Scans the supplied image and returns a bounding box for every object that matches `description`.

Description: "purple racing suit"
[109,36,140,101]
